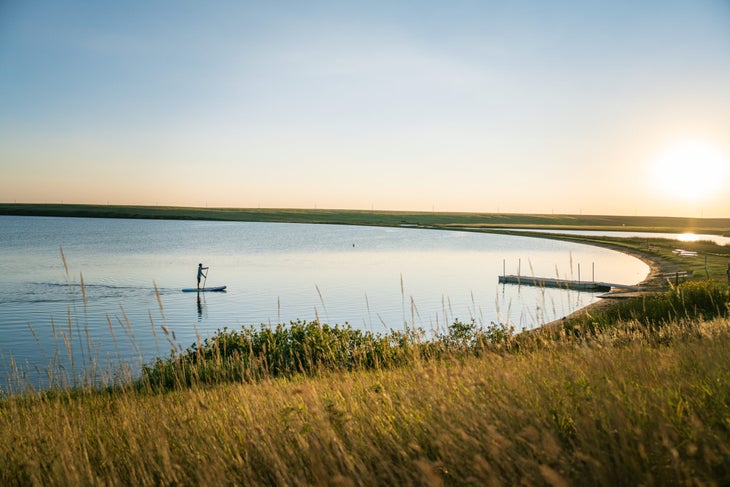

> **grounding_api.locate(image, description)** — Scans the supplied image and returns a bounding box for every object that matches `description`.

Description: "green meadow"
[1,204,729,485]
[2,203,730,235]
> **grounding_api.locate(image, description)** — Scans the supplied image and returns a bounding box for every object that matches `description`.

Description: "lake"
[0,215,649,390]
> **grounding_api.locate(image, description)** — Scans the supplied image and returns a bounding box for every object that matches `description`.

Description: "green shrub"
[139,319,517,391]
[571,280,730,334]
[140,321,416,390]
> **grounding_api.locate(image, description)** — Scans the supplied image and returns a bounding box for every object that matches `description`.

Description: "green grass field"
[1,204,729,485]
[2,203,730,235]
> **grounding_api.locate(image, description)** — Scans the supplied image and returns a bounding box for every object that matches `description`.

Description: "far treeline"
[2,203,729,235]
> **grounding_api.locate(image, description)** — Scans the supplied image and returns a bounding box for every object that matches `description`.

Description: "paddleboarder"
[197,263,209,290]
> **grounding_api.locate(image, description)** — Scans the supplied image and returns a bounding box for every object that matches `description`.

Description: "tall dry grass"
[0,313,728,485]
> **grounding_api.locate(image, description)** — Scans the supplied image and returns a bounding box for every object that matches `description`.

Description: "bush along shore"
[0,280,728,485]
[139,280,730,391]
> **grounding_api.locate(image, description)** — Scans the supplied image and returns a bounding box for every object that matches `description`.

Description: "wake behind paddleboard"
[181,286,227,293]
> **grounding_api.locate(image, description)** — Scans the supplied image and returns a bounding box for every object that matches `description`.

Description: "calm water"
[0,216,649,390]
[517,229,730,246]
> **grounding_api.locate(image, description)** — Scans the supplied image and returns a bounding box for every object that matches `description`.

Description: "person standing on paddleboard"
[197,263,209,290]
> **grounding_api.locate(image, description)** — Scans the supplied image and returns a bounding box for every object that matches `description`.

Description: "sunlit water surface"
[0,216,650,390]
[516,228,730,245]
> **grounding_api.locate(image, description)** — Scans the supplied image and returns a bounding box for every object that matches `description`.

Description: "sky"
[1,1,729,217]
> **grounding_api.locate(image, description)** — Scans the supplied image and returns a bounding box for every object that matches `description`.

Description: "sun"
[649,140,729,201]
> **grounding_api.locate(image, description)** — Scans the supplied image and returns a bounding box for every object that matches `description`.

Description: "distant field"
[2,203,729,235]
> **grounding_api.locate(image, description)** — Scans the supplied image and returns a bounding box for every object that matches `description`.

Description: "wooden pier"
[498,275,639,292]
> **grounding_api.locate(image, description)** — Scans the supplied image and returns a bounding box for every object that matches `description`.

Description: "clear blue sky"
[2,1,729,217]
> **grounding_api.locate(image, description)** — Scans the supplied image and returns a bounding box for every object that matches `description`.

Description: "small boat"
[181,285,227,293]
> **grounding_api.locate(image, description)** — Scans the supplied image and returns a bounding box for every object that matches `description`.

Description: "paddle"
[203,269,208,291]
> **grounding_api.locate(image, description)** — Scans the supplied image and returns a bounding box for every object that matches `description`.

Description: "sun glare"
[649,140,729,201]
[677,233,699,242]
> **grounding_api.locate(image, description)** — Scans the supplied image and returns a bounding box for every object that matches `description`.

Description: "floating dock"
[498,275,635,292]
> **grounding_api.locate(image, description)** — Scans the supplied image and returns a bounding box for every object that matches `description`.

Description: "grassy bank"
[138,281,730,391]
[0,319,728,485]
[0,282,729,485]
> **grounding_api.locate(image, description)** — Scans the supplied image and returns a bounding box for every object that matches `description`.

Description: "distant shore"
[2,203,729,236]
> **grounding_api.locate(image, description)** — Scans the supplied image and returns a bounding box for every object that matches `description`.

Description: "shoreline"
[430,225,695,330]
[536,237,679,330]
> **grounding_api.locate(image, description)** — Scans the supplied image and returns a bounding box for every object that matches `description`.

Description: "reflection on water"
[0,215,650,390]
[520,229,730,246]
[675,233,709,243]
[197,293,204,320]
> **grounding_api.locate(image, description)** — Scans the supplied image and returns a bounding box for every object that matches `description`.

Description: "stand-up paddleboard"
[182,286,227,293]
